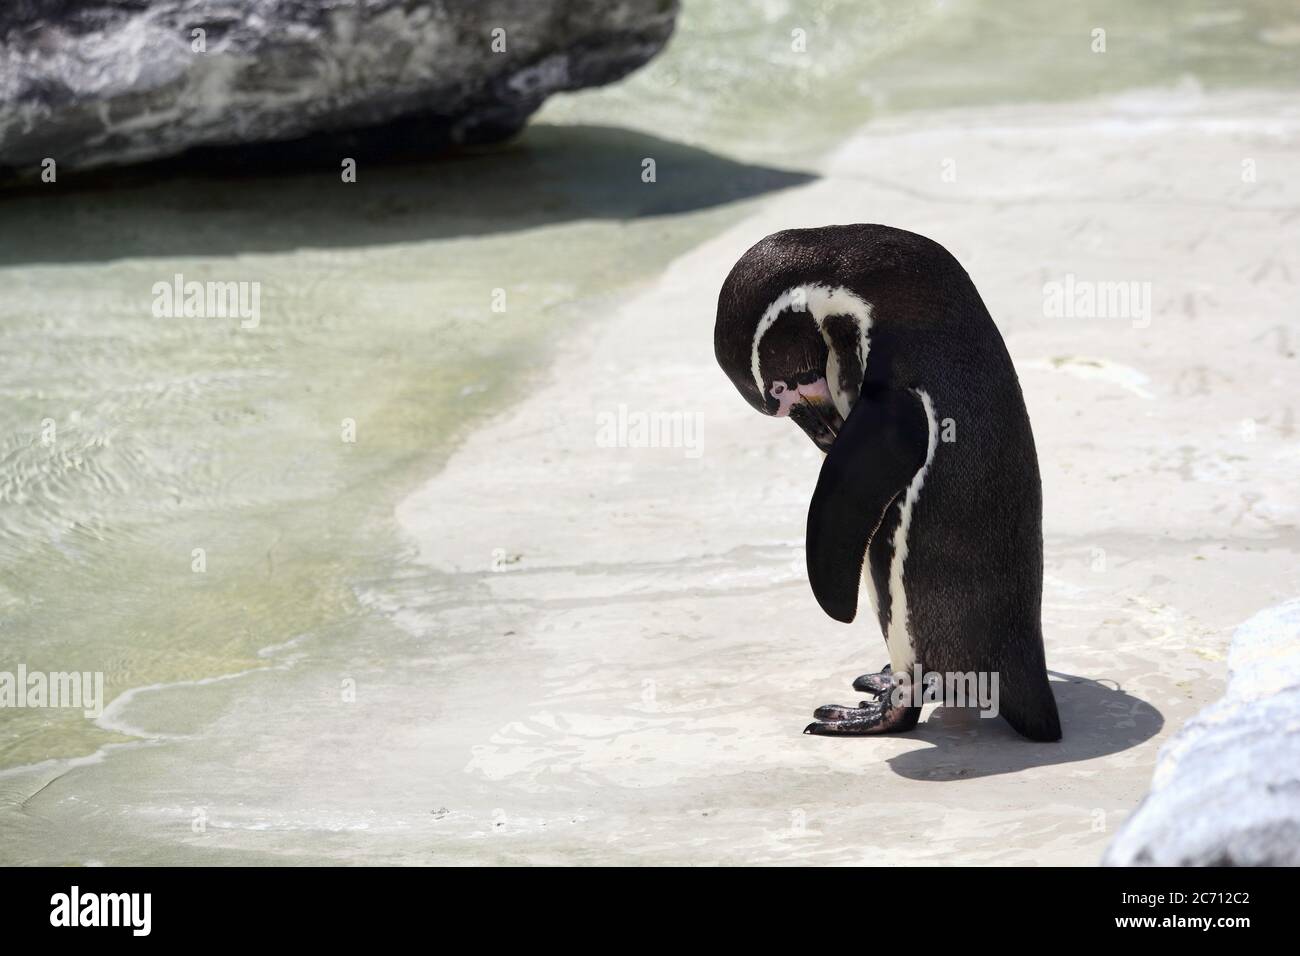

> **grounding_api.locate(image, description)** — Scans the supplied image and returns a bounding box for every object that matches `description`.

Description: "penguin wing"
[805,386,929,623]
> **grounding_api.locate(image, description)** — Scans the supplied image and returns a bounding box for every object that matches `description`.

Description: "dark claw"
[804,717,884,735]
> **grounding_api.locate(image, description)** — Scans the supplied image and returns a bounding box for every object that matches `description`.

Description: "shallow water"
[0,0,1297,776]
[0,138,804,770]
[542,0,1300,165]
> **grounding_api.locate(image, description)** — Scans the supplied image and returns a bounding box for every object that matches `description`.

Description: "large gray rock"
[0,0,678,173]
[1104,599,1300,866]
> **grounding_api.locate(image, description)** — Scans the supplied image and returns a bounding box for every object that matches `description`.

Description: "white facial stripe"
[751,285,873,417]
[750,287,805,399]
[884,388,939,675]
[808,286,873,420]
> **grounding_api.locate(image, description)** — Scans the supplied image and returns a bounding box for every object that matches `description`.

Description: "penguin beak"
[790,398,844,453]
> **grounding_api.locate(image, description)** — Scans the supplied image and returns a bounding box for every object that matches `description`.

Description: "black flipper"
[805,386,929,623]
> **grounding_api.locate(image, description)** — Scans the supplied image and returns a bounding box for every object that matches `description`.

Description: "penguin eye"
[770,381,786,397]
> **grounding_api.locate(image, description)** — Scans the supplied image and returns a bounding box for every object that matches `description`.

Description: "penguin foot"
[803,697,921,736]
[851,663,894,695]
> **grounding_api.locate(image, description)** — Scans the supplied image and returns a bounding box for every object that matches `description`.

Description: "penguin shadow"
[0,123,815,265]
[886,671,1164,781]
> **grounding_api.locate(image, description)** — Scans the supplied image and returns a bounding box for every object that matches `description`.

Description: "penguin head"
[751,312,845,453]
[715,278,872,454]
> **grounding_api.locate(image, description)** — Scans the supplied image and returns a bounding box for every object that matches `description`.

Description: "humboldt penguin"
[714,224,1061,741]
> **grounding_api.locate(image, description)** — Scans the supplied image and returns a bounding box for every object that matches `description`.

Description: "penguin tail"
[998,670,1062,742]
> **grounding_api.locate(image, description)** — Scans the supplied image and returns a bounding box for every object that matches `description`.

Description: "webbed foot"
[803,694,920,736]
[851,663,895,696]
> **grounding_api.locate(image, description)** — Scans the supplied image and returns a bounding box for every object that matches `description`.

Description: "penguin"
[714,224,1061,741]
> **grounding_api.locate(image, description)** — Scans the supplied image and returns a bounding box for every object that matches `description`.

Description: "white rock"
[1105,600,1300,866]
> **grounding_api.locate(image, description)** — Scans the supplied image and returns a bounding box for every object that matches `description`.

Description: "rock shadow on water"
[885,672,1164,781]
[0,124,816,265]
